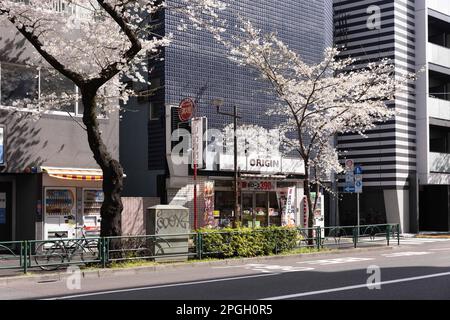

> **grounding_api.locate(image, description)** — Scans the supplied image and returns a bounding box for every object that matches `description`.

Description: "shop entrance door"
[0,182,12,242]
[254,192,268,227]
[241,192,254,228]
[241,192,269,228]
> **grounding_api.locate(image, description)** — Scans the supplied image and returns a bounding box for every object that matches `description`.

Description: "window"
[0,62,38,106]
[0,62,91,117]
[430,125,450,154]
[40,68,76,113]
[149,103,162,120]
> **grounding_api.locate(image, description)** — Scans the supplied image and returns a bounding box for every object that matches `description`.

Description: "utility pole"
[213,100,242,226]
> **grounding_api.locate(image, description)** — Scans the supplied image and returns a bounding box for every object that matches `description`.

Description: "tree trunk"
[303,162,315,245]
[80,87,123,237]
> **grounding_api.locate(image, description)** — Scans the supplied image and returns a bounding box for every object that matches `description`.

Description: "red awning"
[41,166,103,181]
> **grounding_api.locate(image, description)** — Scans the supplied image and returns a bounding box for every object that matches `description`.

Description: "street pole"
[357,192,360,237]
[194,162,197,229]
[233,105,239,226]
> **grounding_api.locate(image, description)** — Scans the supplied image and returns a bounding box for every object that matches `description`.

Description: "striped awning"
[41,166,103,181]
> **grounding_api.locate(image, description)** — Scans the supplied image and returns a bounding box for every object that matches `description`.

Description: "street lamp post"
[213,99,242,227]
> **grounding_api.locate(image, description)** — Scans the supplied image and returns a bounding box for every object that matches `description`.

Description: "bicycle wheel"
[82,239,100,262]
[34,242,65,271]
[154,241,165,256]
[66,242,87,265]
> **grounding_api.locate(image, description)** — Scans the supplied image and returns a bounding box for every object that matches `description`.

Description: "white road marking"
[296,257,374,266]
[260,271,450,300]
[242,264,314,273]
[212,265,244,269]
[214,264,314,273]
[42,273,280,300]
[430,248,450,251]
[400,238,450,245]
[382,251,432,258]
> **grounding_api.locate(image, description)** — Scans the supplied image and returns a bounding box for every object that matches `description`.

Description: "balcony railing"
[428,42,450,70]
[430,152,450,173]
[428,97,450,121]
[428,0,450,17]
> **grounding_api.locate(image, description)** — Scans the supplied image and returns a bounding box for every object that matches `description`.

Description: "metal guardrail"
[0,241,24,271]
[27,237,102,271]
[103,233,198,264]
[0,224,399,274]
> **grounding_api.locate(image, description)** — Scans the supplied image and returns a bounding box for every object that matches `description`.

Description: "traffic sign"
[345,172,354,183]
[343,163,363,193]
[355,180,363,193]
[344,186,355,193]
[345,159,354,171]
[178,98,195,122]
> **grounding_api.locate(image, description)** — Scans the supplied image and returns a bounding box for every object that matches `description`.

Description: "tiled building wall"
[165,0,334,131]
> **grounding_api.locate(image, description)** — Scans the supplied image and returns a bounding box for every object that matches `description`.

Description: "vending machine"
[81,188,103,237]
[44,187,77,239]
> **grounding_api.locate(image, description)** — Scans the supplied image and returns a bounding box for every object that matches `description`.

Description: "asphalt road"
[2,237,450,300]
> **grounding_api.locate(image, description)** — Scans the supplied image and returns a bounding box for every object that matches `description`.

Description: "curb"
[0,244,397,286]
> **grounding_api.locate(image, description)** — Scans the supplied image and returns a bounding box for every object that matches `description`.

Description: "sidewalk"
[416,232,450,239]
[0,245,395,286]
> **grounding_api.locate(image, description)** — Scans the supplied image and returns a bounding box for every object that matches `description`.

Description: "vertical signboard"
[203,181,215,227]
[0,126,4,165]
[191,117,204,169]
[354,165,363,193]
[344,159,355,193]
[282,187,296,227]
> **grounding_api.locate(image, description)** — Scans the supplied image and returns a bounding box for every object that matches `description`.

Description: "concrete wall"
[415,1,430,185]
[384,189,410,233]
[121,197,160,235]
[0,110,119,172]
[167,175,207,229]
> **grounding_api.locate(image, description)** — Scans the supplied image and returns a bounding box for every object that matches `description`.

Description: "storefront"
[166,121,309,230]
[40,167,104,240]
[212,177,301,228]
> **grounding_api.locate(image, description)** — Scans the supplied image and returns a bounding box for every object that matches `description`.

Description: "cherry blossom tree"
[226,21,416,234]
[0,0,226,236]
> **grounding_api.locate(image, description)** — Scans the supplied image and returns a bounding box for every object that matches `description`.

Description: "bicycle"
[34,226,100,271]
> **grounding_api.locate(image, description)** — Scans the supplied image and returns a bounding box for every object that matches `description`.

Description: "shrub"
[197,226,298,258]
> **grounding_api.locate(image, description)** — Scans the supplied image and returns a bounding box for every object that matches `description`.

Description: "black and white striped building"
[334,0,450,233]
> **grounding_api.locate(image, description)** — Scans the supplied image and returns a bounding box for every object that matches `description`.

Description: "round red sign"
[178,98,195,122]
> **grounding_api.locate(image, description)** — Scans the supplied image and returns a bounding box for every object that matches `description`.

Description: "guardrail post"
[397,224,400,246]
[316,227,321,250]
[19,241,23,272]
[353,227,357,248]
[386,225,391,246]
[197,232,203,260]
[22,241,27,274]
[100,238,106,268]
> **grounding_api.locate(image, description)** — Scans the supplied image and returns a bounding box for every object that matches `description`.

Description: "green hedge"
[197,226,299,258]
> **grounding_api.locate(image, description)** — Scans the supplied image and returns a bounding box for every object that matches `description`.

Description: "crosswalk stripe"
[382,252,432,258]
[297,257,374,266]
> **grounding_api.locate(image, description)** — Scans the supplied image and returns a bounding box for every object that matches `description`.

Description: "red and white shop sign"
[240,181,275,191]
[178,98,195,122]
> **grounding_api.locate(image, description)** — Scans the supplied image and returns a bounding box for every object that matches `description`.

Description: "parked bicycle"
[34,226,100,271]
[107,235,170,260]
